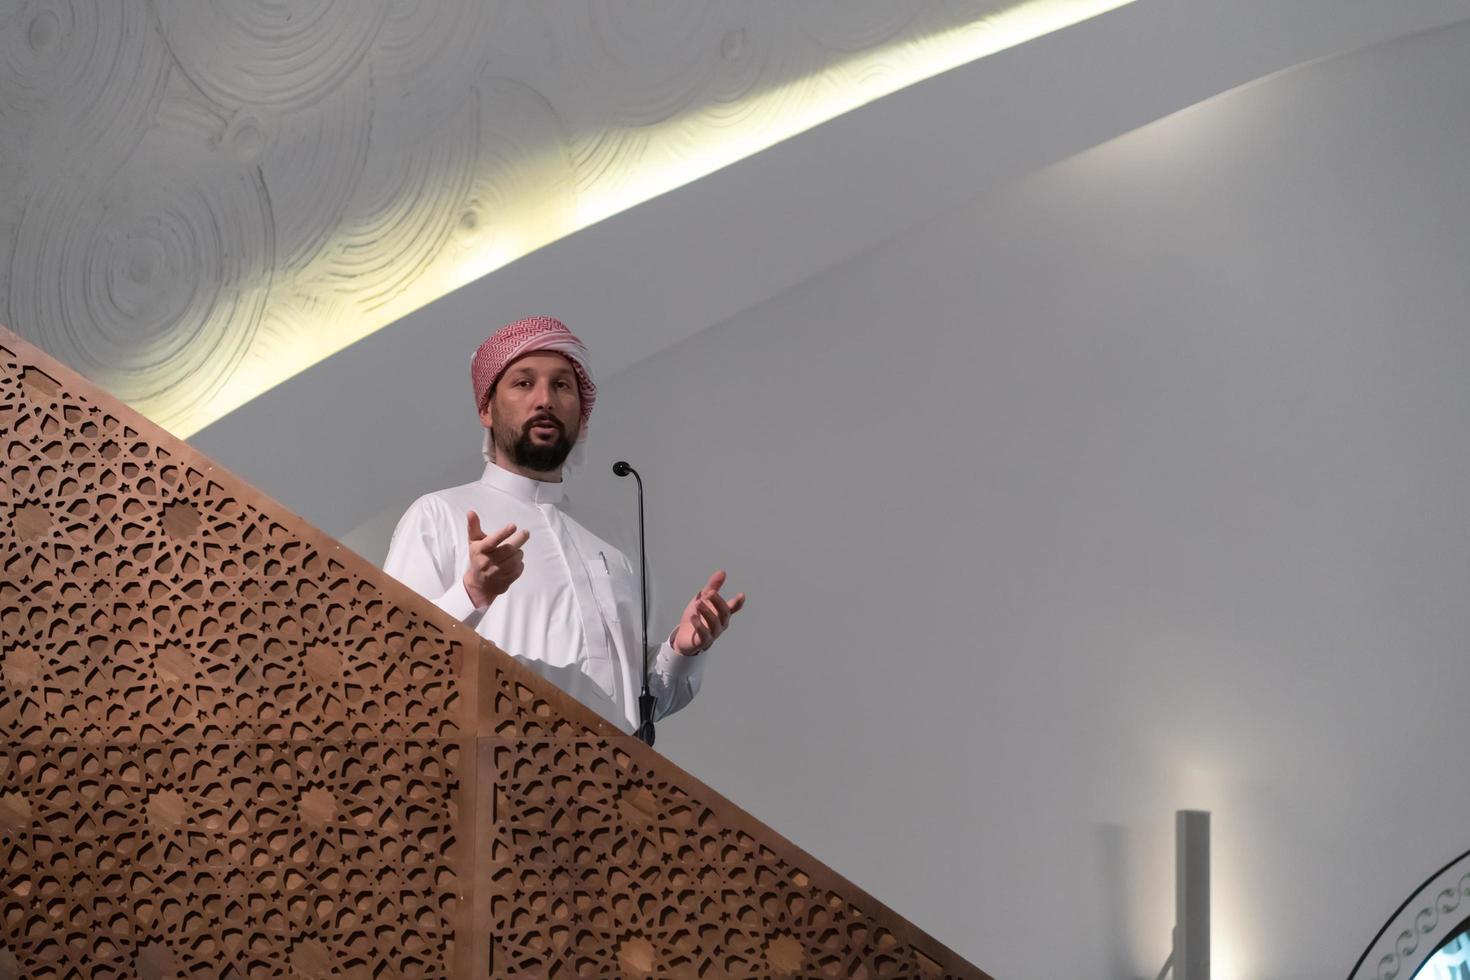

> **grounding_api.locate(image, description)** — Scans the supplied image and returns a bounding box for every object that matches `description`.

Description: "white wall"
[552,23,1470,980]
[191,0,1470,547]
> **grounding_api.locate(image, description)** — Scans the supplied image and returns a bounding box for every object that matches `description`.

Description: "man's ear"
[479,395,494,429]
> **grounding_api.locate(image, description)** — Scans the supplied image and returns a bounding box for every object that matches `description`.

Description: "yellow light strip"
[574,0,1136,231]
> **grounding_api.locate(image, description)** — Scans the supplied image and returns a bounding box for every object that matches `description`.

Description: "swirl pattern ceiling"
[0,0,1132,435]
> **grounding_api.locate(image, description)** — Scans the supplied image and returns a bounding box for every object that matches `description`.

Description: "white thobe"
[381,462,702,733]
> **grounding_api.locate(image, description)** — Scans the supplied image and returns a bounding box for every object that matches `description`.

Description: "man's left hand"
[672,570,745,656]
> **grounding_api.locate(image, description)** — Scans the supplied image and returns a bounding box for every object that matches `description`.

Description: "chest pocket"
[586,550,640,628]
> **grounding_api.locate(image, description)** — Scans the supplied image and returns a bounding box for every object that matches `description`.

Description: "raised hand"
[672,570,745,656]
[462,511,530,608]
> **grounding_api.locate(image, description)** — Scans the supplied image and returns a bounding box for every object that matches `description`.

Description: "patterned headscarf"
[471,316,597,464]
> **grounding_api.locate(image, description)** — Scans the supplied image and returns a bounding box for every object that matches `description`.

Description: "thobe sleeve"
[644,563,705,722]
[382,495,486,627]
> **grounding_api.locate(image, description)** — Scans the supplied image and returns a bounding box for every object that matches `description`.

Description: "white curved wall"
[558,23,1470,980]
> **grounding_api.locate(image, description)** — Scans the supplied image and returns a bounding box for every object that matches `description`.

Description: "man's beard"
[495,415,576,473]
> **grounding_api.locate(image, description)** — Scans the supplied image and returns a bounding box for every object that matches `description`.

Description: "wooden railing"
[0,325,991,979]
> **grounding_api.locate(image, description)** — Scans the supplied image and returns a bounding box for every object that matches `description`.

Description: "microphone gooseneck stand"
[612,460,656,746]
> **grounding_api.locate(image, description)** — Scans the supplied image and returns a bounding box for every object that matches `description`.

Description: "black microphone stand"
[612,460,656,746]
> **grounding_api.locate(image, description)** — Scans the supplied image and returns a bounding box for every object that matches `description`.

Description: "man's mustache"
[523,414,565,434]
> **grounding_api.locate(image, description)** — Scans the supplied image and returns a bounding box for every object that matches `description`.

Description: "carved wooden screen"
[0,325,990,979]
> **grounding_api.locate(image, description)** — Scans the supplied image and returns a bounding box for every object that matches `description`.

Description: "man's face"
[482,351,582,474]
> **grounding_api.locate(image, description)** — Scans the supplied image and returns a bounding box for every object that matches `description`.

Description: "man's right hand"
[463,511,530,608]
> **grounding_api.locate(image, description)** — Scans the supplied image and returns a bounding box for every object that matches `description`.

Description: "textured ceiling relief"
[0,0,1131,435]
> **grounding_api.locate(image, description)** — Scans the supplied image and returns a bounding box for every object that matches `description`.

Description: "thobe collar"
[480,461,566,505]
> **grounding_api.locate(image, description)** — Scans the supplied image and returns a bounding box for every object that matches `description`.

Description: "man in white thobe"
[383,315,743,737]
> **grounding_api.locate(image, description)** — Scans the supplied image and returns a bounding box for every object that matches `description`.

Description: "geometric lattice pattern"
[0,326,989,978]
[487,739,971,979]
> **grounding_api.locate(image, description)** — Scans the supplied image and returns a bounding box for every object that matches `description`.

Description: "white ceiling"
[190,0,1470,541]
[1,0,1130,435]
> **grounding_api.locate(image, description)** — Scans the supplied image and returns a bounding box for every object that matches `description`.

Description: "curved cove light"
[0,0,1135,436]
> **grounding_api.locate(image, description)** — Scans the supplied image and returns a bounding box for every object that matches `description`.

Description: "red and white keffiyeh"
[471,316,597,463]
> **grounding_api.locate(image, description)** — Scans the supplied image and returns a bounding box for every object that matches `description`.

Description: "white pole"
[1176,810,1211,980]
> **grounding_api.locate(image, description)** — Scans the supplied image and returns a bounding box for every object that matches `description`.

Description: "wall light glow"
[1166,763,1254,980]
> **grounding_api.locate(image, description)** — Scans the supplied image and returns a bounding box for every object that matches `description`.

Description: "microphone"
[612,460,655,746]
